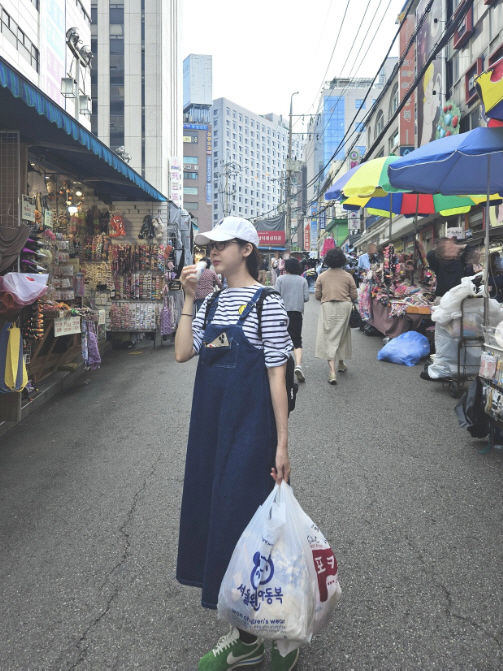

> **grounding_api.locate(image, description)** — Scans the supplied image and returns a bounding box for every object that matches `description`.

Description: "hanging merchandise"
[0,323,28,393]
[0,223,31,273]
[110,212,126,238]
[81,320,101,370]
[138,214,155,240]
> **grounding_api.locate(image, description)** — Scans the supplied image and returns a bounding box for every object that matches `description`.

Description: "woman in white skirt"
[315,247,358,384]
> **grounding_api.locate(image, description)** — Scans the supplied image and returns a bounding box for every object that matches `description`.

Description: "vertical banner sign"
[399,15,416,149]
[319,209,326,231]
[304,221,310,251]
[310,204,318,252]
[40,0,66,106]
[169,157,183,207]
[206,128,212,204]
[416,0,442,146]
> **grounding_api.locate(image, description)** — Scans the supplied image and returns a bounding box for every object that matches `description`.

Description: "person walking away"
[426,237,471,298]
[174,216,298,670]
[315,247,357,385]
[194,257,222,313]
[276,257,309,382]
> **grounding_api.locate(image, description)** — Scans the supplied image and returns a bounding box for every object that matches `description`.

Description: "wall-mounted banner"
[258,231,286,246]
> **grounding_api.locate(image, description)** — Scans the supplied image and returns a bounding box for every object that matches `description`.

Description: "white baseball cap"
[194,216,259,248]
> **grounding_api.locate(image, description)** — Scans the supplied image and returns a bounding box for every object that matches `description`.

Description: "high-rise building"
[90,0,182,197]
[304,58,398,251]
[211,98,304,226]
[0,0,92,127]
[183,54,212,116]
[183,54,213,233]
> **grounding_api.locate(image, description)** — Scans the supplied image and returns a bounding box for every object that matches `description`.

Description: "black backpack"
[203,287,298,415]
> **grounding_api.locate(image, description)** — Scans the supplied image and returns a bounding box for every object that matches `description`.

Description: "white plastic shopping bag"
[217,482,342,655]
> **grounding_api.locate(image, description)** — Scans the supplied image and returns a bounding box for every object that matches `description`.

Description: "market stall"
[0,55,185,428]
[358,243,435,338]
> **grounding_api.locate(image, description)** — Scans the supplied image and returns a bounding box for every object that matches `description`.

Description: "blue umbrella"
[388,126,503,323]
[388,127,503,194]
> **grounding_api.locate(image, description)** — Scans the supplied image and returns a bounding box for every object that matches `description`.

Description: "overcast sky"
[182,0,408,128]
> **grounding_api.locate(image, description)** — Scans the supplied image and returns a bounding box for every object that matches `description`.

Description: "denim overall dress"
[177,288,277,609]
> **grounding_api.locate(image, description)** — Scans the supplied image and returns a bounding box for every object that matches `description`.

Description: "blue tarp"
[0,56,167,202]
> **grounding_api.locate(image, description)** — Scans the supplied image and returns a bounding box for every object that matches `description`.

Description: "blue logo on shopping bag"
[250,551,274,590]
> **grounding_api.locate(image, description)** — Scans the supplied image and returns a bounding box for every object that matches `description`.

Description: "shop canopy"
[0,56,166,202]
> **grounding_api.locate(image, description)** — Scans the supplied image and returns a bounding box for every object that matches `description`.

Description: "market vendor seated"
[358,243,379,272]
[426,237,471,298]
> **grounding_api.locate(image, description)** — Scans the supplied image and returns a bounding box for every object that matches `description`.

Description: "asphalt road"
[0,296,502,670]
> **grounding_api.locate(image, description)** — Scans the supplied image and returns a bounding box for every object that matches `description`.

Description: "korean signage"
[21,195,36,222]
[416,0,443,146]
[304,221,310,251]
[258,231,286,246]
[54,316,81,337]
[319,210,326,231]
[183,123,208,131]
[169,156,183,207]
[399,14,416,148]
[347,211,361,233]
[206,128,212,204]
[183,135,198,144]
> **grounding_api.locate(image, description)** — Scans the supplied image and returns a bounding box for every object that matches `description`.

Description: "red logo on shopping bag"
[312,548,338,602]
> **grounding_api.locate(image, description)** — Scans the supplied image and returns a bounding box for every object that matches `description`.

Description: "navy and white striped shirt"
[192,285,293,368]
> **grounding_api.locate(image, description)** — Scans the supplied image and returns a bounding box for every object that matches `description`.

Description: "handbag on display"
[349,303,362,329]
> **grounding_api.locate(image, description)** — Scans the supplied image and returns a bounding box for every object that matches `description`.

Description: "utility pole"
[286,91,299,249]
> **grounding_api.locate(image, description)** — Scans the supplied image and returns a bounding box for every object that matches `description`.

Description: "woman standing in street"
[275,257,309,382]
[174,216,298,670]
[194,257,222,313]
[315,247,357,385]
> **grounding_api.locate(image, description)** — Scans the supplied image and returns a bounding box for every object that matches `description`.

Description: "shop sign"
[44,209,53,228]
[258,231,285,246]
[21,195,36,222]
[304,222,310,251]
[399,15,416,147]
[54,315,81,337]
[184,123,208,131]
[347,211,361,232]
[446,226,464,239]
[416,0,442,145]
[183,135,198,144]
[98,310,106,325]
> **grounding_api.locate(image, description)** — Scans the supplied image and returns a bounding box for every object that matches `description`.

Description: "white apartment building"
[90,0,182,197]
[0,0,92,128]
[211,97,304,225]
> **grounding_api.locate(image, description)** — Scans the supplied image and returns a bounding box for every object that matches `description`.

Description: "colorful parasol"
[343,192,501,217]
[475,57,503,124]
[324,156,403,200]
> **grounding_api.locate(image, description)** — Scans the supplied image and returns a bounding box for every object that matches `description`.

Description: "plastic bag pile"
[217,482,342,656]
[377,331,430,366]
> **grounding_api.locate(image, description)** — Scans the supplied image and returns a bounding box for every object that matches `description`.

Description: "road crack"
[54,453,163,670]
[405,536,502,651]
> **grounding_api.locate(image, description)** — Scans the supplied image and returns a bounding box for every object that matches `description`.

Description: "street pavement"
[0,296,502,670]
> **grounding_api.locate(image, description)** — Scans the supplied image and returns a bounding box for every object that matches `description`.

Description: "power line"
[301,0,392,171]
[250,0,434,224]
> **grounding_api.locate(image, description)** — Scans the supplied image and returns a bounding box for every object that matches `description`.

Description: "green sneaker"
[270,641,299,671]
[198,627,265,670]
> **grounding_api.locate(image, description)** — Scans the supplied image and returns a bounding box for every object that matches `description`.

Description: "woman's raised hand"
[180,265,198,298]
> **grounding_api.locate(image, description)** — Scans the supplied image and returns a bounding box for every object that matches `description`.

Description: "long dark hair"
[236,239,261,280]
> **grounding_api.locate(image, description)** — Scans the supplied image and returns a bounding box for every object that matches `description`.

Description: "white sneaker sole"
[294,368,305,382]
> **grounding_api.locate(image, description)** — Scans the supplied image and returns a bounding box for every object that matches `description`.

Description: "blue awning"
[0,56,167,202]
